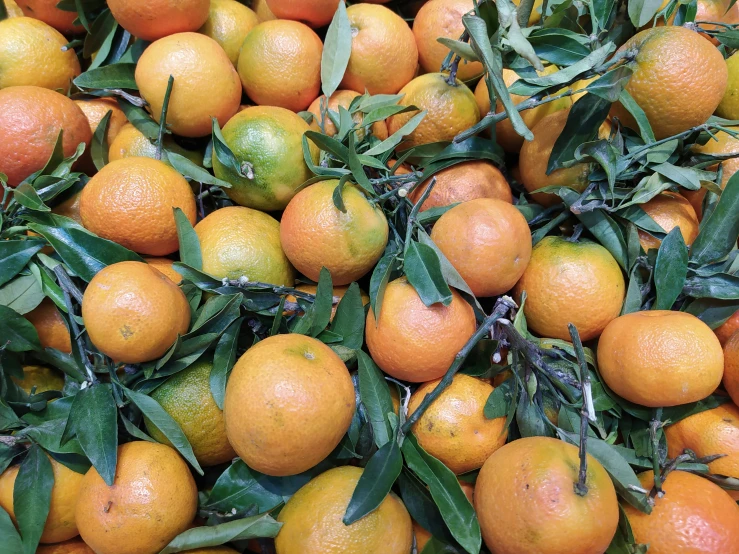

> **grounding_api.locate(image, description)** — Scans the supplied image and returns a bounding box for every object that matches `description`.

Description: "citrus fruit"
[723,331,739,405]
[253,0,276,21]
[212,106,319,211]
[475,436,619,554]
[637,191,699,252]
[74,98,128,148]
[0,454,83,543]
[224,334,355,476]
[430,198,532,297]
[146,359,236,467]
[107,123,202,166]
[107,0,210,41]
[513,236,625,341]
[24,297,72,353]
[341,3,418,95]
[408,374,507,474]
[307,90,388,139]
[285,284,370,320]
[623,470,739,553]
[198,0,259,65]
[597,310,723,407]
[13,0,83,33]
[610,26,727,140]
[413,522,432,552]
[365,277,476,382]
[79,157,196,256]
[237,20,322,112]
[280,179,389,286]
[275,466,412,554]
[715,310,739,345]
[144,257,182,284]
[76,441,198,554]
[81,261,191,364]
[717,51,739,119]
[12,365,64,394]
[37,539,95,554]
[265,0,338,28]
[387,73,480,147]
[686,126,739,218]
[135,32,242,138]
[195,206,295,284]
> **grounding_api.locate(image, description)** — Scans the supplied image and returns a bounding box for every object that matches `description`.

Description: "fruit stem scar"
[104,501,113,513]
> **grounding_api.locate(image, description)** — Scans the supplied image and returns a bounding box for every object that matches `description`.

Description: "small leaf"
[628,0,664,27]
[616,89,655,143]
[528,28,590,65]
[484,379,514,420]
[0,275,44,315]
[321,0,352,98]
[357,350,395,449]
[0,506,23,554]
[74,63,138,90]
[343,440,402,524]
[91,109,112,171]
[210,318,243,410]
[159,514,282,554]
[369,244,400,321]
[0,241,45,288]
[690,172,739,265]
[0,306,41,352]
[117,98,159,139]
[204,460,283,513]
[398,470,455,545]
[14,445,53,554]
[13,184,50,212]
[363,111,428,156]
[347,134,374,195]
[404,241,453,307]
[211,118,244,178]
[653,227,688,310]
[168,152,232,189]
[173,208,202,271]
[330,282,365,350]
[332,175,350,213]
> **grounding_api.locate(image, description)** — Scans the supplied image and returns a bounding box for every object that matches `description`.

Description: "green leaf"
[117,98,159,139]
[211,118,245,178]
[330,283,365,350]
[0,275,44,315]
[321,0,351,98]
[690,172,739,265]
[347,135,374,195]
[628,0,664,27]
[0,241,45,288]
[363,111,427,156]
[204,460,283,513]
[173,207,202,271]
[91,109,112,171]
[0,507,23,554]
[528,28,590,65]
[653,227,688,310]
[398,470,455,545]
[404,241,453,307]
[74,63,138,90]
[484,379,514,420]
[585,66,633,102]
[716,29,739,49]
[0,306,41,352]
[14,445,53,554]
[617,89,655,143]
[416,230,476,301]
[369,244,400,321]
[436,38,480,62]
[292,268,334,337]
[683,273,739,299]
[167,152,232,189]
[357,350,395,449]
[210,318,243,410]
[343,440,402,524]
[13,184,50,212]
[159,514,282,554]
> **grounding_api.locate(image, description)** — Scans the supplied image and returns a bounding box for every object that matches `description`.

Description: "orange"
[275,466,412,554]
[74,98,128,148]
[265,0,338,28]
[81,261,191,364]
[637,191,699,252]
[198,0,259,65]
[413,521,432,552]
[475,436,618,554]
[723,332,739,405]
[136,33,242,138]
[365,277,476,382]
[0,454,84,543]
[408,374,507,474]
[224,334,355,476]
[665,402,739,500]
[286,284,370,320]
[623,470,739,553]
[144,257,182,284]
[717,52,739,119]
[387,73,479,148]
[307,90,388,139]
[195,206,295,285]
[108,123,203,166]
[408,160,512,211]
[513,237,625,341]
[12,365,64,394]
[686,126,739,218]
[0,86,91,187]
[413,0,483,81]
[597,310,724,407]
[610,26,727,140]
[341,4,418,95]
[212,106,319,211]
[51,191,82,223]
[430,198,532,297]
[252,0,276,21]
[715,310,739,345]
[76,441,198,554]
[13,0,83,33]
[107,0,209,41]
[280,179,389,286]
[24,297,72,353]
[37,539,95,554]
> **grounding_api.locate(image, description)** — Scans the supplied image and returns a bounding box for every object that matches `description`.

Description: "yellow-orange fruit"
[37,539,95,554]
[715,310,739,346]
[265,0,339,28]
[107,0,210,41]
[14,0,84,33]
[198,0,259,65]
[24,297,72,353]
[638,191,700,252]
[74,98,128,149]
[144,257,182,284]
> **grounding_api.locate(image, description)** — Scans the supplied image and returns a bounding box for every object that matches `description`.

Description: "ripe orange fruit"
[79,157,196,256]
[413,521,432,552]
[198,0,259,65]
[275,466,412,554]
[76,441,197,554]
[13,0,83,33]
[224,334,355,476]
[37,539,95,554]
[280,180,389,286]
[237,20,322,112]
[265,0,338,28]
[0,86,91,187]
[597,310,724,407]
[623,470,739,553]
[413,0,483,81]
[12,365,65,394]
[365,278,476,382]
[307,90,389,139]
[107,123,202,166]
[136,32,242,138]
[212,106,319,210]
[74,98,128,148]
[715,310,739,346]
[0,454,83,543]
[107,0,210,41]
[686,126,739,218]
[341,4,418,95]
[430,198,532,297]
[81,261,191,364]
[387,73,480,147]
[665,402,739,500]
[195,206,295,285]
[475,436,619,554]
[24,297,72,353]
[638,191,699,252]
[723,332,739,405]
[408,374,507,474]
[717,52,739,119]
[610,26,727,140]
[513,237,625,341]
[408,161,513,211]
[285,284,370,320]
[144,257,182,284]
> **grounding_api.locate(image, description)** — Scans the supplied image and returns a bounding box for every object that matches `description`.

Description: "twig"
[568,323,594,496]
[516,0,537,27]
[403,177,437,253]
[650,407,664,497]
[155,75,174,161]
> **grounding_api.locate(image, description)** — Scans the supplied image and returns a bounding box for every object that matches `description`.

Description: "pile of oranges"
[2,0,739,553]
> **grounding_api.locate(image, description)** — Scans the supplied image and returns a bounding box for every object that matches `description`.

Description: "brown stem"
[650,408,664,497]
[568,324,592,496]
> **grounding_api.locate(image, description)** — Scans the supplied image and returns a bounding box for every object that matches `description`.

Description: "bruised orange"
[107,0,210,41]
[638,191,700,252]
[24,297,72,353]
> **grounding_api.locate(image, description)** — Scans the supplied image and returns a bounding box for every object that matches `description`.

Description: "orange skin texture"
[275,466,413,554]
[408,161,513,211]
[107,123,202,166]
[285,284,370,320]
[224,334,355,476]
[198,0,259,65]
[513,237,625,341]
[431,198,532,298]
[237,20,322,112]
[665,402,739,501]
[265,0,339,28]
[24,297,72,353]
[715,310,739,345]
[623,470,739,553]
[610,26,727,140]
[37,539,95,554]
[408,374,507,474]
[74,98,128,148]
[76,442,198,554]
[597,310,724,407]
[474,437,619,554]
[340,4,419,95]
[686,126,739,218]
[81,261,191,364]
[13,365,65,393]
[723,332,739,406]
[365,278,476,382]
[280,180,389,286]
[0,455,84,543]
[307,90,388,140]
[107,0,209,41]
[638,191,699,252]
[144,257,182,284]
[14,0,83,33]
[413,0,483,81]
[388,73,480,147]
[0,86,91,187]
[136,33,242,138]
